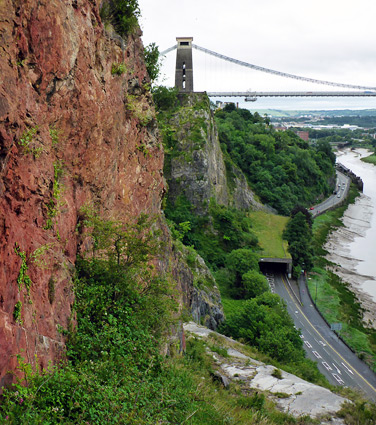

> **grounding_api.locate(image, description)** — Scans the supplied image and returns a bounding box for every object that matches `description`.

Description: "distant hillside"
[250,109,376,118]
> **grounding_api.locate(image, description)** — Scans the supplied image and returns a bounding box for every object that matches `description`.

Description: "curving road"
[266,272,376,401]
[310,171,350,217]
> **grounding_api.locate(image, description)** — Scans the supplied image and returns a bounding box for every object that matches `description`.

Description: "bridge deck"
[207,91,376,98]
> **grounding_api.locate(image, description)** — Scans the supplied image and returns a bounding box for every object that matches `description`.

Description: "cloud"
[139,0,376,93]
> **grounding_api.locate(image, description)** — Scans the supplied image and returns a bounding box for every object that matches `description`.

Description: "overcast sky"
[138,0,376,93]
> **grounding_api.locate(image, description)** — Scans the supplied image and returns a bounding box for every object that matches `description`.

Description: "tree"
[144,42,161,82]
[219,294,303,362]
[290,205,313,228]
[242,269,269,298]
[152,85,178,111]
[283,211,313,272]
[225,249,260,298]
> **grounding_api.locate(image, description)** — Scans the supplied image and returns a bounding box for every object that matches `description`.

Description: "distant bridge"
[207,91,376,99]
[162,38,376,98]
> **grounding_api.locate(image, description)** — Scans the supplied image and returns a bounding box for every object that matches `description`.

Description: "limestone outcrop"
[165,242,224,330]
[184,322,348,424]
[165,93,266,214]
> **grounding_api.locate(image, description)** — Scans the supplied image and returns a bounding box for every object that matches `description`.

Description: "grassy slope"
[249,211,290,259]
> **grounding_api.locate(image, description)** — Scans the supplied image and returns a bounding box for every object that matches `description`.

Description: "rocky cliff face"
[166,93,266,214]
[169,242,224,330]
[0,0,164,386]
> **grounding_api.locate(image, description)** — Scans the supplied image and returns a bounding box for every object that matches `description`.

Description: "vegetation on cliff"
[154,88,332,387]
[100,0,141,36]
[0,213,321,425]
[215,104,336,215]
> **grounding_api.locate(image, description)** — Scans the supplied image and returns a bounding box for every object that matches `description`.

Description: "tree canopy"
[215,107,336,215]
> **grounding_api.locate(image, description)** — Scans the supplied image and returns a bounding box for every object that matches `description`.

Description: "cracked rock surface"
[184,322,348,424]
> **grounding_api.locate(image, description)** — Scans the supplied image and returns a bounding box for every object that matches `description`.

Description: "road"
[266,272,376,401]
[310,171,350,217]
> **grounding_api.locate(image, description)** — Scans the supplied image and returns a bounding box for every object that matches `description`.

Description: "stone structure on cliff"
[175,37,194,92]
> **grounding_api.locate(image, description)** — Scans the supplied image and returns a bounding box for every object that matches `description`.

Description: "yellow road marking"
[281,275,376,396]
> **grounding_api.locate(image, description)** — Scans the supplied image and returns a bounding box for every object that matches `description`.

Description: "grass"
[248,211,290,259]
[307,267,341,324]
[361,153,376,165]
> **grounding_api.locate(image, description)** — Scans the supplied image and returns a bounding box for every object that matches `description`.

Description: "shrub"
[219,294,304,363]
[100,0,140,36]
[152,85,179,111]
[144,42,160,82]
[111,62,126,75]
[272,368,283,379]
[242,269,269,298]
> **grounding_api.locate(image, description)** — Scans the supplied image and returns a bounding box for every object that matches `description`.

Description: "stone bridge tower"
[175,37,193,92]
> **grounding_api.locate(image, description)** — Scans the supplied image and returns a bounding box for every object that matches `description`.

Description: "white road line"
[341,362,354,375]
[322,362,332,371]
[332,362,341,375]
[333,374,345,385]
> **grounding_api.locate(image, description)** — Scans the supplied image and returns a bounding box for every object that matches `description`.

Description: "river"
[324,148,376,327]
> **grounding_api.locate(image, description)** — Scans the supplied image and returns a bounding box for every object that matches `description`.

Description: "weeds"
[111,62,126,75]
[14,244,32,294]
[100,0,140,36]
[13,301,23,324]
[18,126,43,158]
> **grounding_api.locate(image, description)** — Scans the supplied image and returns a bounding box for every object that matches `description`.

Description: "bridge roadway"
[207,91,376,98]
[266,272,376,401]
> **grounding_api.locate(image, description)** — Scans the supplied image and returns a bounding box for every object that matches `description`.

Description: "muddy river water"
[324,148,376,326]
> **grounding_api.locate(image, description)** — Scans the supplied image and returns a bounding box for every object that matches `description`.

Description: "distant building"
[296,131,309,141]
[273,125,287,131]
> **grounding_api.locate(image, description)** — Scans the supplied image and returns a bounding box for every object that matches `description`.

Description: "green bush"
[144,43,160,82]
[152,85,179,111]
[100,0,140,36]
[219,293,303,363]
[242,269,269,298]
[272,368,283,379]
[111,62,126,75]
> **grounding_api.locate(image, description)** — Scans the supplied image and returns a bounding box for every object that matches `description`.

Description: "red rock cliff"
[0,0,164,386]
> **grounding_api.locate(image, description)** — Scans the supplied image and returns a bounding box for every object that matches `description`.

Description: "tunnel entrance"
[259,257,292,277]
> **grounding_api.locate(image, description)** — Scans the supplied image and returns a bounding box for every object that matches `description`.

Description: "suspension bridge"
[161,38,376,99]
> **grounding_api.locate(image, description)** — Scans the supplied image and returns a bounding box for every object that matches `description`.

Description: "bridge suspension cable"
[160,44,376,91]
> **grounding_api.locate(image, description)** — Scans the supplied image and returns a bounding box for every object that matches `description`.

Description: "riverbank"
[361,152,376,165]
[308,185,376,370]
[324,191,376,327]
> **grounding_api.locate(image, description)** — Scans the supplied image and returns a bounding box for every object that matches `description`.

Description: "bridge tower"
[175,37,193,92]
